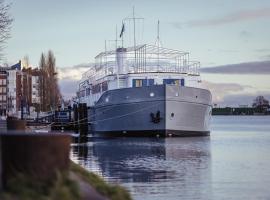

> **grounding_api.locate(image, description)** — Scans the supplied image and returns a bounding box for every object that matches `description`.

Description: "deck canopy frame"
[82,44,200,82]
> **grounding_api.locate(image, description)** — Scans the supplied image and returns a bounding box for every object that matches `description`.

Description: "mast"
[116,25,118,49]
[116,25,120,88]
[157,20,160,70]
[133,6,137,69]
[105,40,107,74]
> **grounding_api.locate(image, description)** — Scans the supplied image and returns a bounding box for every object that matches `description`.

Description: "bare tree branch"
[0,0,13,60]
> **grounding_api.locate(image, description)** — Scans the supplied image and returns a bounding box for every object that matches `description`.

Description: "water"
[71,116,270,200]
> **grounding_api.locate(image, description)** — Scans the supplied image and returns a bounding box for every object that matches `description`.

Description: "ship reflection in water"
[71,137,211,200]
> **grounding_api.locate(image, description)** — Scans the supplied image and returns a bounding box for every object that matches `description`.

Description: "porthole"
[171,113,174,117]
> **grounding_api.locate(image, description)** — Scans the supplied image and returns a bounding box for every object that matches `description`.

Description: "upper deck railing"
[81,44,200,82]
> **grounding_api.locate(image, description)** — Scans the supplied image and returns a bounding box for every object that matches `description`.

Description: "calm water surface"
[71,116,270,200]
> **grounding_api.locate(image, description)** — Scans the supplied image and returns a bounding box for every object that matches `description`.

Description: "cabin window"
[163,79,185,86]
[148,79,154,86]
[102,81,108,92]
[132,79,154,87]
[92,84,101,94]
[180,79,185,86]
[86,88,91,96]
[163,79,179,85]
[80,90,85,97]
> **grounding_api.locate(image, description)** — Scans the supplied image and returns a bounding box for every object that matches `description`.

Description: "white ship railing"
[81,44,200,82]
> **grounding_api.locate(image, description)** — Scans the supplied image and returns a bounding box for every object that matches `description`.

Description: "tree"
[39,51,61,112]
[252,96,269,113]
[39,53,46,111]
[0,0,13,60]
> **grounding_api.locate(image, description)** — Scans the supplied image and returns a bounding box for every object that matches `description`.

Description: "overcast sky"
[2,0,270,106]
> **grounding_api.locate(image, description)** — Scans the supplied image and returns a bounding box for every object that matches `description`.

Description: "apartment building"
[0,70,8,115]
[0,61,41,116]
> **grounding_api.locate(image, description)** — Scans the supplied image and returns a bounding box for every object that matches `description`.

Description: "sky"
[2,0,270,106]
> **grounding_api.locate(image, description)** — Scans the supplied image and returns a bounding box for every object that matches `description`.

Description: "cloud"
[58,63,90,80]
[201,60,270,74]
[172,7,270,28]
[58,63,92,99]
[255,48,270,53]
[201,81,247,103]
[239,30,251,38]
[59,79,79,99]
[201,81,270,106]
[222,92,270,107]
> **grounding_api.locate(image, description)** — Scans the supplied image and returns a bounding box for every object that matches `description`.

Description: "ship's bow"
[165,85,212,136]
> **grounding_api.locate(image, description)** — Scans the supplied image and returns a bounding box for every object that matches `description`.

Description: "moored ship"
[78,15,212,137]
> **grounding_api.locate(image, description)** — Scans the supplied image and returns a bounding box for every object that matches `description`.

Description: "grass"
[0,161,132,200]
[70,161,132,200]
[0,170,80,200]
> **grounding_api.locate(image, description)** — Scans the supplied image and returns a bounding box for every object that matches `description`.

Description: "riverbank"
[212,107,270,115]
[0,161,131,200]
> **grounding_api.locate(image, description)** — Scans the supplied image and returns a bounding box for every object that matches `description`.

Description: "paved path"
[70,172,108,200]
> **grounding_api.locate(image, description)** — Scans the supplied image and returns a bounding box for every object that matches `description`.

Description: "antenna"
[157,20,160,42]
[155,20,162,47]
[105,40,107,74]
[133,6,136,51]
[133,6,137,68]
[121,7,144,70]
[116,25,118,49]
[155,20,161,70]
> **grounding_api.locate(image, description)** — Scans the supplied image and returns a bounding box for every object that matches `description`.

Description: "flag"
[120,23,125,38]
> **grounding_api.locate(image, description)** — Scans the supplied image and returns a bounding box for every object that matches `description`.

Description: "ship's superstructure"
[79,44,202,106]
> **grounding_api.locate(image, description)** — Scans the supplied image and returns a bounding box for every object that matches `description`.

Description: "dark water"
[71,116,270,200]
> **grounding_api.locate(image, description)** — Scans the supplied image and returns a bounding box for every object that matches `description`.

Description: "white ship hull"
[89,85,212,137]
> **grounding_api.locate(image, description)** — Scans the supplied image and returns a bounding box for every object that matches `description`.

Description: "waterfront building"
[0,69,8,116]
[0,61,41,117]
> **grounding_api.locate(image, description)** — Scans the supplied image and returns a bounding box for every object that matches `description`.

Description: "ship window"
[92,84,101,94]
[86,88,91,96]
[148,79,154,86]
[163,79,185,86]
[132,79,154,87]
[102,82,108,91]
[180,79,185,86]
[163,79,179,85]
[133,79,143,87]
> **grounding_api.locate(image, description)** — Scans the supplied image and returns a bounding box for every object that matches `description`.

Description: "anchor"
[150,110,161,123]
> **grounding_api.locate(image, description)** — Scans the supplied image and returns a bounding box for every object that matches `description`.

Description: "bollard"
[7,117,26,131]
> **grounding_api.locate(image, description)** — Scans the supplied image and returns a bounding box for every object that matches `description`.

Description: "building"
[0,69,8,116]
[0,60,41,117]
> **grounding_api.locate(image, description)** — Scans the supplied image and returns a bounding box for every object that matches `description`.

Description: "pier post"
[78,103,88,143]
[6,117,26,131]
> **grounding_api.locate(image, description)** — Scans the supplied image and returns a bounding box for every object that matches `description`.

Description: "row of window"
[79,79,185,98]
[0,95,7,101]
[0,79,7,85]
[132,79,185,87]
[0,87,7,93]
[79,82,108,98]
